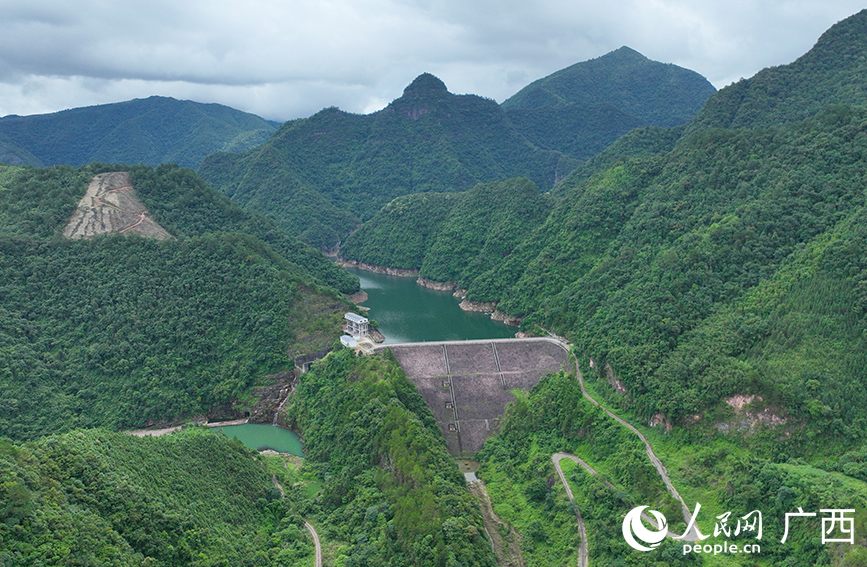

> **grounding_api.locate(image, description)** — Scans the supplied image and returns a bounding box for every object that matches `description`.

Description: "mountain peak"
[801,9,867,66]
[501,47,715,128]
[604,46,648,60]
[403,73,448,97]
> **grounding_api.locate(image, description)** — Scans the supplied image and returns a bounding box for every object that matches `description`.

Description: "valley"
[3,10,867,567]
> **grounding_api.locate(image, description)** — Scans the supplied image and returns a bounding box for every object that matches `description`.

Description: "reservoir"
[214,424,304,456]
[347,268,515,344]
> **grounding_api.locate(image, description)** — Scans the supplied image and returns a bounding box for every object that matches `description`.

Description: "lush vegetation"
[0,427,314,566]
[6,11,867,567]
[502,46,716,160]
[345,10,867,450]
[127,163,358,294]
[340,177,552,294]
[198,73,576,250]
[686,9,867,133]
[477,371,686,566]
[507,105,867,446]
[286,348,496,567]
[339,191,458,269]
[0,163,356,439]
[340,13,867,565]
[0,96,278,169]
[478,369,867,566]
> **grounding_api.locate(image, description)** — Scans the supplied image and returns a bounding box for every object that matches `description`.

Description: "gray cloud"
[0,0,863,121]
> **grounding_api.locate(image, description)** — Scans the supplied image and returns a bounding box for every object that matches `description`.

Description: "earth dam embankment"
[377,338,569,457]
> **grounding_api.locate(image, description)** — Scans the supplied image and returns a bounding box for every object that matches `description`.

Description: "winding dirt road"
[305,522,323,567]
[271,475,322,567]
[551,453,592,567]
[572,357,705,540]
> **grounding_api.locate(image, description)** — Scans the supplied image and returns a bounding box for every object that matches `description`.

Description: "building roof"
[344,312,369,324]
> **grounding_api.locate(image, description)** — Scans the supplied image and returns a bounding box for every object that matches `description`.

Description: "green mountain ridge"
[344,10,867,447]
[502,46,716,160]
[685,8,867,133]
[0,96,279,169]
[200,52,714,251]
[0,428,313,566]
[199,73,576,250]
[0,163,357,440]
[7,11,867,567]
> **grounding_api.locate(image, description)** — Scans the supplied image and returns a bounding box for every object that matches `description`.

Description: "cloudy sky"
[0,1,863,122]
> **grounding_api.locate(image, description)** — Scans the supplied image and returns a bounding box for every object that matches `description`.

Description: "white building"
[344,313,369,337]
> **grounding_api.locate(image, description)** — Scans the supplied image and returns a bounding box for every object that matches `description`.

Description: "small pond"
[214,424,304,456]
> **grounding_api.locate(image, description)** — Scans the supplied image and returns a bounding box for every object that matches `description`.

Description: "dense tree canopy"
[0,163,355,439]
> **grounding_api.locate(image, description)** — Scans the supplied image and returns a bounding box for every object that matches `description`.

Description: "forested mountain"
[502,46,716,160]
[199,73,575,251]
[0,96,279,169]
[686,8,867,133]
[340,177,552,288]
[8,10,867,567]
[0,428,316,566]
[0,163,357,440]
[345,10,867,450]
[287,349,497,566]
[335,14,867,563]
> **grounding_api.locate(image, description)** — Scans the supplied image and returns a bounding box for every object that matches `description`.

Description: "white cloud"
[0,0,863,121]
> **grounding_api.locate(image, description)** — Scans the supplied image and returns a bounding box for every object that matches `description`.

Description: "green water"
[348,268,515,344]
[214,424,304,456]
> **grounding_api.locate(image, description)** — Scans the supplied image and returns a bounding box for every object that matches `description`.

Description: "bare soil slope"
[63,171,173,240]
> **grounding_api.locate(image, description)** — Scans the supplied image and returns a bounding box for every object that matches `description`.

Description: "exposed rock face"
[603,362,628,395]
[417,277,458,291]
[491,310,522,327]
[725,394,762,410]
[716,393,787,434]
[458,299,497,312]
[63,172,173,240]
[336,258,418,277]
[649,412,672,433]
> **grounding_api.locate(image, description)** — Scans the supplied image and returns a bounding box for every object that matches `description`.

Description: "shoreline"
[125,417,251,437]
[342,260,524,328]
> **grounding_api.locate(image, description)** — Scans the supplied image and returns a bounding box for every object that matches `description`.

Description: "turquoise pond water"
[213,424,303,456]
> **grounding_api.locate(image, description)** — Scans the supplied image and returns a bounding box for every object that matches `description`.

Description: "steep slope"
[341,13,867,450]
[0,428,314,565]
[502,47,716,159]
[686,9,867,133]
[0,96,279,168]
[0,163,357,440]
[477,104,867,445]
[199,74,575,250]
[340,178,552,291]
[288,348,497,566]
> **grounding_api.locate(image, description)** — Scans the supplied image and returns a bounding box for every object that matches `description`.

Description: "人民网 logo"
[622,506,668,551]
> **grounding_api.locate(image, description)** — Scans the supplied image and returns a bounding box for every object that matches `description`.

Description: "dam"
[375,338,570,457]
